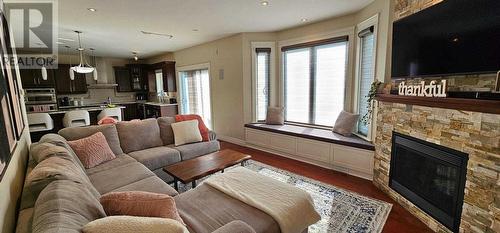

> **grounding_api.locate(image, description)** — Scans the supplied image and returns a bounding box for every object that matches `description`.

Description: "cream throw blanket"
[204,167,321,233]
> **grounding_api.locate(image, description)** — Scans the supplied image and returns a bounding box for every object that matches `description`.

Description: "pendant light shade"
[41,66,47,80]
[70,31,95,74]
[93,68,98,81]
[69,69,75,80]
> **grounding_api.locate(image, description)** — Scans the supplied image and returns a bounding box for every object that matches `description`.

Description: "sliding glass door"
[179,68,212,129]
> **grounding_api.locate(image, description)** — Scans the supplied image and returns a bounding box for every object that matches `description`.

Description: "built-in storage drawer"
[296,139,331,163]
[332,144,374,176]
[246,129,270,147]
[268,132,296,154]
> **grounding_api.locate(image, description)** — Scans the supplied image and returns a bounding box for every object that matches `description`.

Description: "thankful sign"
[398,80,447,97]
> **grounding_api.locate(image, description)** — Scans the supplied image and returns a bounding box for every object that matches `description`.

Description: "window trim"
[251,42,276,122]
[353,14,379,141]
[177,63,214,129]
[278,28,354,127]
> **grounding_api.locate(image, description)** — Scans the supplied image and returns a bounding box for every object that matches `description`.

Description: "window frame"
[251,42,276,122]
[279,29,353,128]
[353,14,379,141]
[177,63,214,129]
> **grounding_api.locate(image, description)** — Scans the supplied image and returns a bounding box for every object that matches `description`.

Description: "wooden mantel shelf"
[375,94,500,114]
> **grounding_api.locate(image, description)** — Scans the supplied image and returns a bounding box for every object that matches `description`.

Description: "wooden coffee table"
[163,149,252,190]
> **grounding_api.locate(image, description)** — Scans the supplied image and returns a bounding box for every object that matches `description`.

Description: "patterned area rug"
[175,160,392,233]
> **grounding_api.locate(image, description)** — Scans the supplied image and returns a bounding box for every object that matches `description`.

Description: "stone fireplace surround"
[373,100,499,232]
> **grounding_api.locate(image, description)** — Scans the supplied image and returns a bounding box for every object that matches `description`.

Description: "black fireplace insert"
[389,132,468,233]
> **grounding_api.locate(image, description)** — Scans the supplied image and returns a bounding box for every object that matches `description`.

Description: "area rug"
[174,160,392,233]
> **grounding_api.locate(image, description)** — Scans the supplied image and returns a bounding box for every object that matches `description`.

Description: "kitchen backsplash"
[58,88,136,106]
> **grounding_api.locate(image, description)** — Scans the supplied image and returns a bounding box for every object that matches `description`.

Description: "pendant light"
[65,45,75,80]
[90,48,98,81]
[70,31,95,74]
[37,43,48,80]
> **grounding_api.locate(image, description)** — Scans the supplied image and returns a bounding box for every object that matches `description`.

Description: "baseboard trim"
[217,135,246,146]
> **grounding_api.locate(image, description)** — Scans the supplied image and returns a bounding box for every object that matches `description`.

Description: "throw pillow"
[332,111,359,136]
[98,117,118,125]
[171,120,203,146]
[266,107,285,125]
[115,119,164,153]
[175,114,210,141]
[100,191,184,224]
[67,132,116,169]
[82,216,189,233]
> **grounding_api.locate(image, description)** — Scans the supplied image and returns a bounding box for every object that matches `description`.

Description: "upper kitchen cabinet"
[151,61,176,92]
[114,66,133,92]
[54,64,88,94]
[126,64,148,92]
[20,68,55,88]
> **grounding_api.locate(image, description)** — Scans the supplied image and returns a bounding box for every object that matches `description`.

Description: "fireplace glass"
[389,132,468,233]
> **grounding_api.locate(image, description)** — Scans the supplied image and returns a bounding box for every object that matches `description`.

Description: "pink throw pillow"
[67,132,116,169]
[98,117,118,125]
[100,191,185,225]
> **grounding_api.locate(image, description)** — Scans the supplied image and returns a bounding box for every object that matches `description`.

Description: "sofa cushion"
[110,176,178,197]
[172,140,220,161]
[128,147,181,170]
[88,162,154,194]
[82,216,188,233]
[158,117,176,145]
[32,180,106,233]
[59,124,124,155]
[85,154,136,176]
[116,119,164,153]
[171,120,203,146]
[67,132,117,169]
[212,221,256,233]
[175,184,279,233]
[100,191,184,224]
[152,168,175,184]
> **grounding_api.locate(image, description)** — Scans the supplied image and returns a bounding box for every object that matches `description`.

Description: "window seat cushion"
[245,123,374,151]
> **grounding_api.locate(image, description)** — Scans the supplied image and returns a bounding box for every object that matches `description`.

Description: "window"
[283,37,348,126]
[355,20,377,138]
[179,68,212,129]
[255,48,271,121]
[155,69,164,93]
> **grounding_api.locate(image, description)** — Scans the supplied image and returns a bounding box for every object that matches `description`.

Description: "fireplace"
[389,132,469,233]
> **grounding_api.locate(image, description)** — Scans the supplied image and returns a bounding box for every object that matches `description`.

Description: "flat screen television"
[391,0,500,79]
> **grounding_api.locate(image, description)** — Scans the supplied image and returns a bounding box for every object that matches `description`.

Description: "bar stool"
[27,113,54,132]
[63,110,90,128]
[97,108,122,122]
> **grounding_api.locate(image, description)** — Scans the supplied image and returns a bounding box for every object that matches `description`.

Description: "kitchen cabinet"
[54,64,87,94]
[127,64,148,92]
[122,103,139,121]
[114,66,133,92]
[144,104,178,118]
[150,61,176,92]
[20,68,55,88]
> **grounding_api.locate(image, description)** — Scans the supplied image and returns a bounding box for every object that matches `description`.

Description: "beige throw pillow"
[82,216,189,233]
[332,111,359,136]
[266,107,285,125]
[171,120,203,146]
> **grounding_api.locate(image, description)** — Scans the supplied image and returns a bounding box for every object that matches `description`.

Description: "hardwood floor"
[220,141,433,233]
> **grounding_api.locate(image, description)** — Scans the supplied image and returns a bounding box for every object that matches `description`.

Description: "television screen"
[391,0,500,79]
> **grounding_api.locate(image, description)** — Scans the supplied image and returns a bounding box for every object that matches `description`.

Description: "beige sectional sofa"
[15,117,287,233]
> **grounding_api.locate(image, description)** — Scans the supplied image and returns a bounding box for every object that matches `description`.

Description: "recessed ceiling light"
[261,1,269,6]
[87,8,97,12]
[301,18,308,22]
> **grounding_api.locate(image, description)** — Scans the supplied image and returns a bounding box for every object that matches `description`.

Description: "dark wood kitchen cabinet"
[150,61,176,92]
[114,66,133,92]
[122,103,139,121]
[20,68,55,88]
[54,64,87,94]
[127,64,148,92]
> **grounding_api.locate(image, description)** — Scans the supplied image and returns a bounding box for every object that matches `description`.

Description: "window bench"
[244,123,375,180]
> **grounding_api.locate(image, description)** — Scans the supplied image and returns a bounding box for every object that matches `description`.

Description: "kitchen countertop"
[46,106,126,115]
[144,102,178,107]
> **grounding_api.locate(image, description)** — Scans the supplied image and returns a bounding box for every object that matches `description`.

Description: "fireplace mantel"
[375,94,500,114]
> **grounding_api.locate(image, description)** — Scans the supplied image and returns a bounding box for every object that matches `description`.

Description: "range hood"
[85,58,118,89]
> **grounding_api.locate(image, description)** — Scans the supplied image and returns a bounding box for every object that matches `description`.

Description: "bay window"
[282,36,348,126]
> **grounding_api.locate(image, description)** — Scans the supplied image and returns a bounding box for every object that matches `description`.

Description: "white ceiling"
[54,0,374,58]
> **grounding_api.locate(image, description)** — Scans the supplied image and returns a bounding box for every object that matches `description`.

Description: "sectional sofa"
[15,117,288,233]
